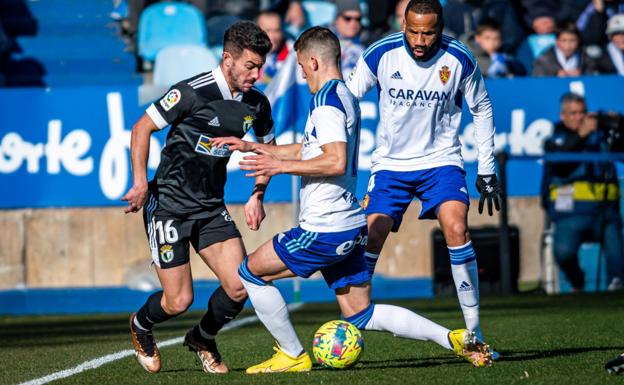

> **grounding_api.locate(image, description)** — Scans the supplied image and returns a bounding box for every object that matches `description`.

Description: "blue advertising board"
[1,75,623,208]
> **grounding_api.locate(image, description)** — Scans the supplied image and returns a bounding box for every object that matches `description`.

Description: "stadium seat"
[301,1,336,27]
[153,44,218,86]
[138,2,207,63]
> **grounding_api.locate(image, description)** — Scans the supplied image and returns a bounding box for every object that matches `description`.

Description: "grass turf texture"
[2,293,624,385]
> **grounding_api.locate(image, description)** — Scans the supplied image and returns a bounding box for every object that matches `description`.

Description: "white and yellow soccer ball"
[312,320,364,369]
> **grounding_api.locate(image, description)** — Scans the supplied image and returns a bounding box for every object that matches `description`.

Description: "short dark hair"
[560,92,586,111]
[555,21,581,40]
[223,21,272,57]
[294,26,341,66]
[476,18,501,35]
[405,0,444,30]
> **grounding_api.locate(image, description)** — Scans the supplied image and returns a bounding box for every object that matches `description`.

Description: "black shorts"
[142,195,241,269]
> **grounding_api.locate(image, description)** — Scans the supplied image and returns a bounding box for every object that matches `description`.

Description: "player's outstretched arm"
[121,113,159,213]
[245,139,276,231]
[240,141,346,178]
[461,64,501,216]
[210,136,302,160]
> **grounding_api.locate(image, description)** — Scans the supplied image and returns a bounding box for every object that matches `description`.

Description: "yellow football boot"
[246,344,312,374]
[448,329,493,367]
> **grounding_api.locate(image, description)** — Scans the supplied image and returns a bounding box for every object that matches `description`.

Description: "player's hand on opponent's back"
[121,182,148,214]
[476,174,502,216]
[210,136,254,152]
[239,148,284,177]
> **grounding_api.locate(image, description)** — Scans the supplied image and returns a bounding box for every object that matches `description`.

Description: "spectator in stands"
[283,1,306,32]
[468,18,526,78]
[541,92,624,292]
[532,22,599,77]
[515,12,557,74]
[359,0,394,46]
[256,10,292,83]
[388,0,410,34]
[577,0,624,47]
[443,0,526,54]
[332,0,365,79]
[595,13,624,74]
[521,0,585,28]
[204,1,304,46]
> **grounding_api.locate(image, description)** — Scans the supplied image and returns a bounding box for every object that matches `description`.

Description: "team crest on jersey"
[439,66,451,85]
[195,134,232,157]
[243,115,254,133]
[159,245,174,263]
[160,89,181,111]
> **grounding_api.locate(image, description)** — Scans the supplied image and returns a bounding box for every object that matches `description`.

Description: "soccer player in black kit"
[121,21,274,374]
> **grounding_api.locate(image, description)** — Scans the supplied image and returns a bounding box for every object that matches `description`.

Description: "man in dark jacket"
[541,92,624,291]
[595,13,624,74]
[577,0,624,46]
[533,22,599,76]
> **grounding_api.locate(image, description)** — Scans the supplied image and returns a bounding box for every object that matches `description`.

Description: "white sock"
[364,304,452,350]
[448,241,481,336]
[240,278,304,358]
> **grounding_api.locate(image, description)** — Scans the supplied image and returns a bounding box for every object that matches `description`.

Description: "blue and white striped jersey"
[347,32,496,175]
[299,80,367,233]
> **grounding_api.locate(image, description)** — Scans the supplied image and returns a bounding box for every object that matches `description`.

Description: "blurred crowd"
[110,0,624,81]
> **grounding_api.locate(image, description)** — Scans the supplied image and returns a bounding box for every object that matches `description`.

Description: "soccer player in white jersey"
[346,0,502,354]
[211,26,492,373]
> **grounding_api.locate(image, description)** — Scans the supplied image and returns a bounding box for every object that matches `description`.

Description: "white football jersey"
[299,80,367,233]
[347,32,496,175]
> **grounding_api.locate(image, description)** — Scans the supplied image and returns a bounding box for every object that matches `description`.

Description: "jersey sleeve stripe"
[363,32,403,57]
[323,82,346,114]
[362,33,404,77]
[313,79,336,111]
[188,73,214,87]
[146,103,169,130]
[310,80,346,114]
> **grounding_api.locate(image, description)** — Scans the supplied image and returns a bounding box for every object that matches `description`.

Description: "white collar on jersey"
[212,65,243,101]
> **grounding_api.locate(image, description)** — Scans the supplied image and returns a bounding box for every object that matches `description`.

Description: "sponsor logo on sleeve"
[160,89,181,111]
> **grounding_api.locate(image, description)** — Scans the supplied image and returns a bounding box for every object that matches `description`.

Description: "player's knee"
[163,294,193,315]
[367,227,389,253]
[445,221,468,245]
[553,243,577,265]
[222,283,247,303]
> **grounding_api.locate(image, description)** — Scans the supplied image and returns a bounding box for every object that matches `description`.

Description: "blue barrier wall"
[1,76,623,208]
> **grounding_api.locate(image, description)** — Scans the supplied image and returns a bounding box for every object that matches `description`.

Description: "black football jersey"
[146,67,274,219]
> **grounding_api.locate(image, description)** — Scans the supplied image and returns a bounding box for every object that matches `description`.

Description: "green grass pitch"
[2,293,624,385]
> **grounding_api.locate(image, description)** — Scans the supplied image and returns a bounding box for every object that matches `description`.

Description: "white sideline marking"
[18,303,304,385]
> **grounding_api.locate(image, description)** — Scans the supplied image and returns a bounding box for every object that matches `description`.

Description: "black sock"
[198,286,246,337]
[135,291,175,330]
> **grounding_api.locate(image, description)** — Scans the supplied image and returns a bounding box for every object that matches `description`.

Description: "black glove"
[476,174,502,216]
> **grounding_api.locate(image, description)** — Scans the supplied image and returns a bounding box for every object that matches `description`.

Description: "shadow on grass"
[221,357,462,373]
[495,346,624,361]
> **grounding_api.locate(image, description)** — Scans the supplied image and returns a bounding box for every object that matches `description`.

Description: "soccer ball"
[312,320,364,369]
